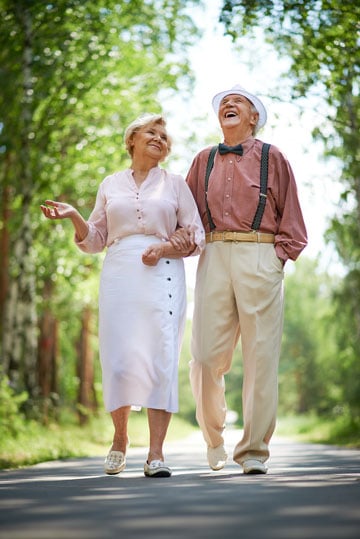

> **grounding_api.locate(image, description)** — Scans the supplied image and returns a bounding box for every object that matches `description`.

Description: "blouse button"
[167,277,171,281]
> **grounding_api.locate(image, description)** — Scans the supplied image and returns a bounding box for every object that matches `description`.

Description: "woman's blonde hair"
[124,113,172,158]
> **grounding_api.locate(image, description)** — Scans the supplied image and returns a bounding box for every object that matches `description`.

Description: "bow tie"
[218,143,243,156]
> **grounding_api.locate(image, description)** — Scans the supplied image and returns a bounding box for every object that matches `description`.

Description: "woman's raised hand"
[40,200,75,220]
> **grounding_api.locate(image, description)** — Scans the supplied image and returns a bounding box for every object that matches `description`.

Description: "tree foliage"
[219,0,360,422]
[0,0,200,413]
[279,258,339,416]
[1,0,359,433]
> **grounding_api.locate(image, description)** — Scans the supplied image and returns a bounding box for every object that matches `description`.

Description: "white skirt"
[98,235,186,413]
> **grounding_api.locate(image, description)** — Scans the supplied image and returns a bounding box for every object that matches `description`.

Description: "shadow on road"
[0,430,359,539]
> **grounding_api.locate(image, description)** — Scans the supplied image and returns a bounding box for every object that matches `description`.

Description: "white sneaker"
[104,450,126,475]
[144,460,172,478]
[242,459,268,474]
[207,444,228,470]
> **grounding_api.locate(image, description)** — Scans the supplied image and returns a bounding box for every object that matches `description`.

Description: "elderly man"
[183,84,307,474]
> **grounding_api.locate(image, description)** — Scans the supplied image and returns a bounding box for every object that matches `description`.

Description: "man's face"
[218,93,259,132]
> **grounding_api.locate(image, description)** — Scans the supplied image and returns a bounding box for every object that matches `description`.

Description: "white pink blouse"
[76,166,205,254]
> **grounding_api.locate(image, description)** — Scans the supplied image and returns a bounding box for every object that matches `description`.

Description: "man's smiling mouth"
[225,111,237,118]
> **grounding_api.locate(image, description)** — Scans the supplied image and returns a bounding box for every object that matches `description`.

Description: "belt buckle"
[223,231,233,242]
[250,230,261,243]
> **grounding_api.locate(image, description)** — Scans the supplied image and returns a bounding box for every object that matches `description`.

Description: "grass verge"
[0,409,197,470]
[2,411,358,471]
[276,414,360,448]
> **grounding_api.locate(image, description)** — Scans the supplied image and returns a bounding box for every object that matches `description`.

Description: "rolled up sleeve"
[274,153,308,262]
[75,184,108,253]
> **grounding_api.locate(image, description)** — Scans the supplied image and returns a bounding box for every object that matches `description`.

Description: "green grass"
[2,410,359,471]
[0,409,197,470]
[276,414,360,448]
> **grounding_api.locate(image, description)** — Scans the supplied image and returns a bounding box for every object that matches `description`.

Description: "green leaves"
[219,0,360,423]
[0,0,201,404]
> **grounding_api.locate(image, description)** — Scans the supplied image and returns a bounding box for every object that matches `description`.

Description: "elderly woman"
[41,113,205,478]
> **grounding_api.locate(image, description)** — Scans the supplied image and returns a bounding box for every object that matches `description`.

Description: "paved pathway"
[0,429,359,539]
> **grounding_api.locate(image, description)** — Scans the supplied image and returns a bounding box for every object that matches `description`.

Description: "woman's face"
[131,122,169,162]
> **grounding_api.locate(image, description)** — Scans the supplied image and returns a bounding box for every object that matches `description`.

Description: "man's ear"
[250,111,259,128]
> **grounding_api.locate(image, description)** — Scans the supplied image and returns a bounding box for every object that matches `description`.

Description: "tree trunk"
[77,306,97,424]
[37,279,59,423]
[2,5,38,405]
[0,178,11,341]
[3,215,38,396]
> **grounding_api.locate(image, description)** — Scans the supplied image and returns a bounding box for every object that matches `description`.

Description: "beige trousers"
[190,241,284,464]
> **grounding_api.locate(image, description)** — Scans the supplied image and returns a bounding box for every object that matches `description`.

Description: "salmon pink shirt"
[186,137,307,262]
[76,166,205,254]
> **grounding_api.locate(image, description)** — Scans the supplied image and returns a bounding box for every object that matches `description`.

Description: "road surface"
[0,429,359,539]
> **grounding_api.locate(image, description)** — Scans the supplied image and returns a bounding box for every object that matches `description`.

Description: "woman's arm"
[40,200,89,242]
[142,238,195,267]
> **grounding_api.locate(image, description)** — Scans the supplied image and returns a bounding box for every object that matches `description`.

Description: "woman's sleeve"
[75,182,108,253]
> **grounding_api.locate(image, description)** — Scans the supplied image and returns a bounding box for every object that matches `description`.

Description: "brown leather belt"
[206,231,275,244]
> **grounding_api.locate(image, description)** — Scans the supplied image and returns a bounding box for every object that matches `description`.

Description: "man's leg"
[232,243,284,467]
[190,244,240,451]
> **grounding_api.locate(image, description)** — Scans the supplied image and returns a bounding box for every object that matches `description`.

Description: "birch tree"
[0,0,200,408]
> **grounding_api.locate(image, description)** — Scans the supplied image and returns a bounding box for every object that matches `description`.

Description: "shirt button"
[226,194,230,198]
[225,212,229,216]
[167,277,171,281]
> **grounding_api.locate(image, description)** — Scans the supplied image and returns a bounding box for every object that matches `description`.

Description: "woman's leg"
[110,405,131,452]
[104,405,131,474]
[147,408,172,462]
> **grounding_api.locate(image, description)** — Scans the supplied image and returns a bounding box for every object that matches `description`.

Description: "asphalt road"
[0,429,359,539]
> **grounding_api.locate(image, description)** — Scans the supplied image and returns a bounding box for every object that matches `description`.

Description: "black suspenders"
[251,142,270,230]
[204,143,271,232]
[204,146,218,231]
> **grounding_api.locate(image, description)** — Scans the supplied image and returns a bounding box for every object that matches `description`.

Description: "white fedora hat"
[212,84,267,129]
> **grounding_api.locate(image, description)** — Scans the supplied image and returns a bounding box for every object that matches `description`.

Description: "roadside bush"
[0,373,28,439]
